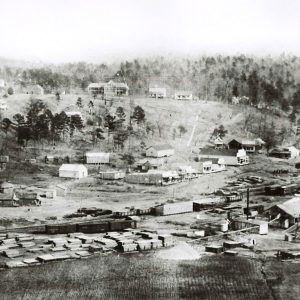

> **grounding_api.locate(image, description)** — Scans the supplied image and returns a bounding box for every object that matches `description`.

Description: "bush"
[7,87,14,95]
[86,118,94,126]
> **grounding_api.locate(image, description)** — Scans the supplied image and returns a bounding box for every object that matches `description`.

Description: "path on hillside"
[187,114,199,147]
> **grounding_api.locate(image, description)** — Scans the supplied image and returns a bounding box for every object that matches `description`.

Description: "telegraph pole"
[246,188,250,220]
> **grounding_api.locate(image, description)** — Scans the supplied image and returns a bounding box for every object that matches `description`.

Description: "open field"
[0,253,274,300]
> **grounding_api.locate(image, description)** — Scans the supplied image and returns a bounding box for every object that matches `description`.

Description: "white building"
[65,111,83,120]
[174,91,193,100]
[149,87,167,98]
[0,100,8,111]
[59,164,88,179]
[86,152,110,164]
[87,80,129,97]
[201,158,226,174]
[199,148,249,166]
[287,146,300,159]
[0,79,5,90]
[214,137,224,149]
[176,165,199,179]
[146,145,175,158]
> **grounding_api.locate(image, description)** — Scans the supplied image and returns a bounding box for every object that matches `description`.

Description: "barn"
[85,152,110,164]
[59,164,88,179]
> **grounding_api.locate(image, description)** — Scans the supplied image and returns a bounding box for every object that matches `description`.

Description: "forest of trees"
[1,98,149,154]
[1,55,300,111]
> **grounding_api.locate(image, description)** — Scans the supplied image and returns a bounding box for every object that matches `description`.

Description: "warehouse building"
[154,201,194,216]
[59,164,88,179]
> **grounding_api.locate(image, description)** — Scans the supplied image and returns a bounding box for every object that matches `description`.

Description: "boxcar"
[109,220,137,231]
[76,222,110,233]
[46,224,77,234]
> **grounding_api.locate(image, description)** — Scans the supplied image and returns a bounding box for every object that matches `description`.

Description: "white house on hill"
[149,87,167,98]
[86,152,110,164]
[146,145,175,158]
[174,91,193,100]
[59,164,88,179]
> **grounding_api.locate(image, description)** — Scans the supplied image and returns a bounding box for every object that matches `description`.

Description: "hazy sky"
[0,0,299,63]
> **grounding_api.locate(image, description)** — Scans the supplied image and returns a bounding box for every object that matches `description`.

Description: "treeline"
[1,55,300,109]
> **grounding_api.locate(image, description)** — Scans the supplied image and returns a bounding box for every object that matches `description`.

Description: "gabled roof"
[88,81,129,89]
[275,197,300,218]
[65,111,83,118]
[136,158,164,166]
[88,83,105,88]
[199,157,220,164]
[228,139,242,145]
[147,144,173,151]
[242,140,257,146]
[59,164,87,172]
[214,137,223,144]
[86,152,109,157]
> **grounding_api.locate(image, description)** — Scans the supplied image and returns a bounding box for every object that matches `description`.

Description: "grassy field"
[0,253,275,300]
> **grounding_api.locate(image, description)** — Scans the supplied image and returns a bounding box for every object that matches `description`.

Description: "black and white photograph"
[0,0,300,299]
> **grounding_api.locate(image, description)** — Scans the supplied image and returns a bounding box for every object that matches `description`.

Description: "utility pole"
[246,188,250,220]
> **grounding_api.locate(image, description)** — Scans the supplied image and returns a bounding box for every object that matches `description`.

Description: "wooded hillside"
[1,55,300,111]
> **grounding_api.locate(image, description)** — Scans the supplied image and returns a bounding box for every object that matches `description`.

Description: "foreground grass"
[0,253,273,300]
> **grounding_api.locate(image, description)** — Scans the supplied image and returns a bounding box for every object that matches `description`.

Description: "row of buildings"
[214,137,265,153]
[215,137,300,160]
[148,86,193,100]
[87,81,194,100]
[58,164,199,185]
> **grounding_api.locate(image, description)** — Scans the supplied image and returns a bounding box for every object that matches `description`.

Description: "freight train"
[45,219,137,234]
